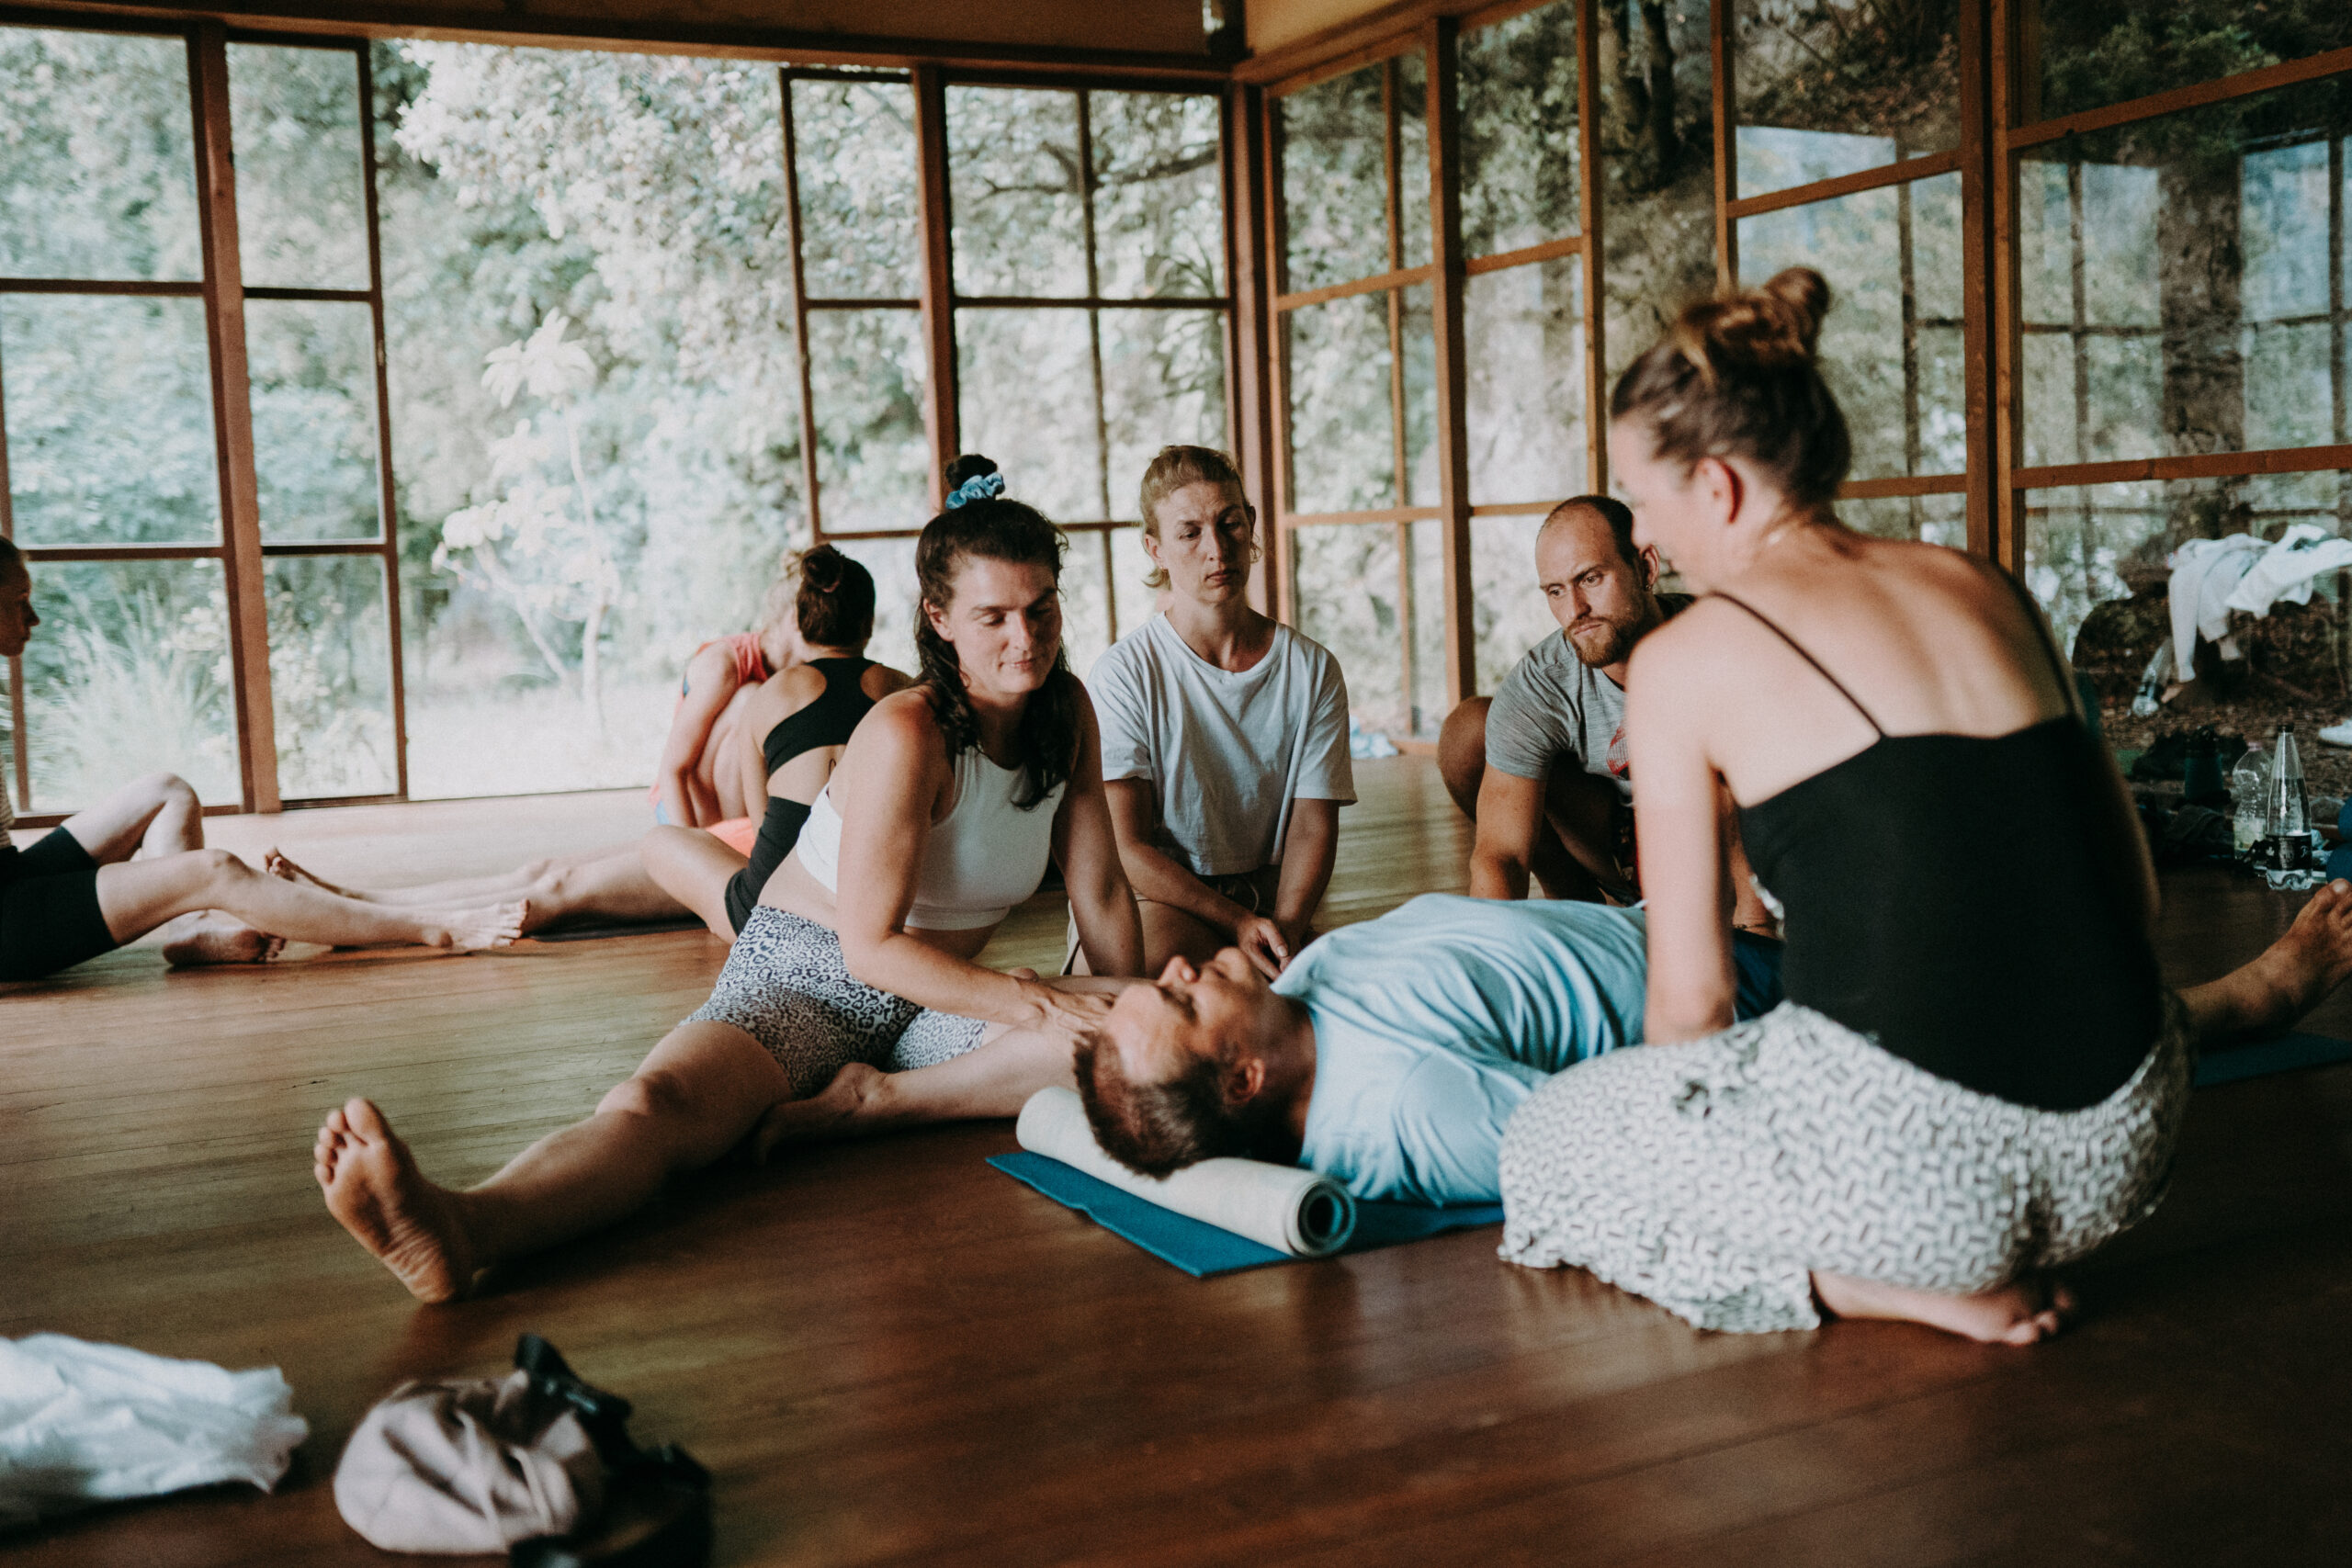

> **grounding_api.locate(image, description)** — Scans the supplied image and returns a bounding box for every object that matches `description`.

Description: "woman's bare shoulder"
[862,662,917,700]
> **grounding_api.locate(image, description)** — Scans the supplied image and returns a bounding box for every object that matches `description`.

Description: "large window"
[1,24,1227,822]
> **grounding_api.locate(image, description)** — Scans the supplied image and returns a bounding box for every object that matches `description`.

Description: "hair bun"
[944,453,999,490]
[800,542,843,593]
[1670,266,1830,387]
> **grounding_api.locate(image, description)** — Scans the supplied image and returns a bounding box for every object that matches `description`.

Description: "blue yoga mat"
[2193,1031,2352,1088]
[990,1150,1504,1280]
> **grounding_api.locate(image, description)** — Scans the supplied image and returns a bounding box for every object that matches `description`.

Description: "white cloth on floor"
[2222,524,2352,617]
[2166,535,2266,682]
[0,1334,308,1526]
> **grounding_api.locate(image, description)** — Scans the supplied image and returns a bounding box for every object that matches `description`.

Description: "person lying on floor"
[1079,444,1352,977]
[740,874,2352,1221]
[269,546,909,942]
[0,537,524,981]
[315,457,1144,1302]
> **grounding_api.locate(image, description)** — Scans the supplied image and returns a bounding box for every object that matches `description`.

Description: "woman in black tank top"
[1494,268,2311,1346]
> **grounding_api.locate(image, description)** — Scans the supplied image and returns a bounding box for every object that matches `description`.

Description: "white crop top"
[794,745,1066,931]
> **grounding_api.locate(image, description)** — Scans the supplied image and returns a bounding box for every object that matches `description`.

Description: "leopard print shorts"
[687,907,990,1096]
[1497,997,2193,1334]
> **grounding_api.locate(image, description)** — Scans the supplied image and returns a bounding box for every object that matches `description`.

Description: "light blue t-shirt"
[1277,896,1786,1206]
[1280,895,1654,1207]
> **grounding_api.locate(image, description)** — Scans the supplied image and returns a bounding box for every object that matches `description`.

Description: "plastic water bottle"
[2233,748,2270,854]
[2269,725,2310,868]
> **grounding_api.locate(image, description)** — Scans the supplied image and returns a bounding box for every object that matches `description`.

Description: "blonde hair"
[1136,445,1250,592]
[1610,266,1850,507]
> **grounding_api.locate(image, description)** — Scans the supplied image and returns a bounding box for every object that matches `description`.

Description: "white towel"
[2222,524,2352,617]
[2166,535,2266,682]
[0,1335,308,1526]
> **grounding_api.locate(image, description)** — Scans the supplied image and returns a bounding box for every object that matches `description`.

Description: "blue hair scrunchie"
[944,471,1006,510]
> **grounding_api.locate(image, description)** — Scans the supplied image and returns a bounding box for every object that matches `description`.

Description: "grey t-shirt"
[1483,596,1690,798]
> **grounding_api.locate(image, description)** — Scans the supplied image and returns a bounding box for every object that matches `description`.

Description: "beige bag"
[334,1367,605,1554]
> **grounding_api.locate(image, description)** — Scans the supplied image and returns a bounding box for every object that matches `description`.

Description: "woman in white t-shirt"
[1085,446,1354,976]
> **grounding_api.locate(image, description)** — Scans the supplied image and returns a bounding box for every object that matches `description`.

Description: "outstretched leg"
[639,823,752,939]
[2181,879,2352,1044]
[95,849,525,958]
[270,845,687,934]
[317,1020,789,1301]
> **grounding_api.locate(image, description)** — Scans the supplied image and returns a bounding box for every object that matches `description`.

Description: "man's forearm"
[1467,845,1532,900]
[1118,841,1250,934]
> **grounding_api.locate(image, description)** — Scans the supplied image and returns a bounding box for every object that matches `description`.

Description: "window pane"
[1738,172,1963,479]
[1732,0,1958,198]
[1091,91,1224,299]
[831,535,918,674]
[807,308,928,533]
[1401,282,1438,509]
[1841,490,1967,547]
[1408,517,1445,737]
[1294,524,1405,736]
[1102,308,1227,521]
[1060,527,1115,679]
[2018,85,2352,471]
[2026,473,2352,798]
[1284,291,1395,514]
[1466,258,1586,504]
[947,86,1086,298]
[228,43,369,290]
[791,77,919,299]
[1599,1,1717,390]
[956,308,1102,521]
[17,558,239,814]
[1110,524,1158,648]
[268,555,395,798]
[247,299,380,541]
[378,41,800,799]
[1471,513,1561,699]
[1397,50,1431,272]
[1460,1,1579,256]
[1279,62,1391,291]
[0,27,202,282]
[1,293,220,546]
[2030,2,2352,124]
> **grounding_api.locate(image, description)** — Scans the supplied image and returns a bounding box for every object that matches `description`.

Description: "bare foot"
[419,900,531,952]
[265,849,364,900]
[738,1063,892,1165]
[314,1098,476,1303]
[162,914,288,967]
[2245,879,2352,1029]
[1813,1270,2079,1346]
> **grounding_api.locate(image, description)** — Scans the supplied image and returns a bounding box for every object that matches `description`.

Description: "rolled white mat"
[1014,1086,1356,1258]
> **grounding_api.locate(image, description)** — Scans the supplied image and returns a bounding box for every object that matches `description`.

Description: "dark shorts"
[0,829,117,982]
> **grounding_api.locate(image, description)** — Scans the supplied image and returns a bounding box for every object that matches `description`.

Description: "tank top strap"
[1709,592,1886,737]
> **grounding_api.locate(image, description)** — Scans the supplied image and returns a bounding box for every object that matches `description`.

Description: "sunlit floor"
[4,758,2349,1566]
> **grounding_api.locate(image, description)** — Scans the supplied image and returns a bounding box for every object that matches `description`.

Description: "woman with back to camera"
[1080,445,1353,977]
[269,544,909,941]
[1498,268,2201,1344]
[313,457,1144,1301]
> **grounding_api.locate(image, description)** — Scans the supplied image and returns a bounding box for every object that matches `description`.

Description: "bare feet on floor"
[264,849,359,899]
[422,902,531,952]
[161,913,287,967]
[315,1098,477,1303]
[2239,879,2352,1032]
[739,1063,890,1165]
[1813,1269,2078,1346]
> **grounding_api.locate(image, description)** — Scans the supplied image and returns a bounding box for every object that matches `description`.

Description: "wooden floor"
[5,758,2350,1565]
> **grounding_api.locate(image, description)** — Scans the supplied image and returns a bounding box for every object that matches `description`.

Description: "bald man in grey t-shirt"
[1438,497,1771,929]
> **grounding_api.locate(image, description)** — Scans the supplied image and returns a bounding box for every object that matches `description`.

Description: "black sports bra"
[1721,576,2161,1111]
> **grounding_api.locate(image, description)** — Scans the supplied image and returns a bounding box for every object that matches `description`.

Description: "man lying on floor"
[766,882,2352,1215]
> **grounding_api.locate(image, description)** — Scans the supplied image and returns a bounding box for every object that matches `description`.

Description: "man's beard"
[1566,615,1638,668]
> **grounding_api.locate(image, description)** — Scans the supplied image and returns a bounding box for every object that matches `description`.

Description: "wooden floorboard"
[4,759,2349,1565]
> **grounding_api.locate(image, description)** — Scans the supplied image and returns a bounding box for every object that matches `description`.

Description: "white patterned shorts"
[687,908,990,1097]
[1497,997,2193,1334]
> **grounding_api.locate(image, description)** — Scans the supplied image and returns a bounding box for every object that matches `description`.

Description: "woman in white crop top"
[315,457,1145,1303]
